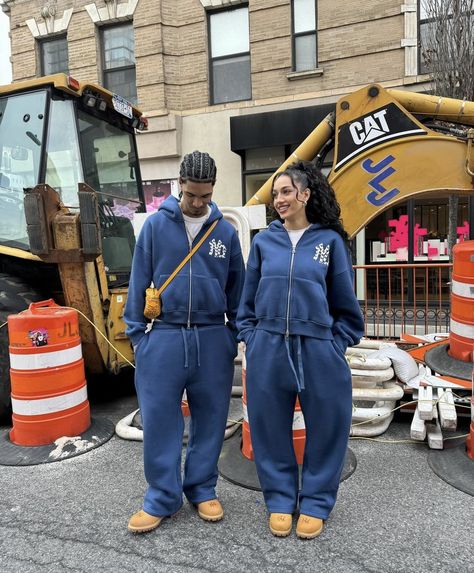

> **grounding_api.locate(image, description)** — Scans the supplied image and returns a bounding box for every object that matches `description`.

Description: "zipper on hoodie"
[285,245,296,337]
[183,214,214,329]
[284,225,312,337]
[185,220,208,329]
[187,254,192,328]
[182,222,193,329]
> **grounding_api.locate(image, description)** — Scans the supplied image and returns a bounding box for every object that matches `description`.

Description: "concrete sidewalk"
[0,370,473,573]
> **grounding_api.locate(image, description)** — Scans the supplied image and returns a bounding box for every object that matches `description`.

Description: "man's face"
[180,179,214,218]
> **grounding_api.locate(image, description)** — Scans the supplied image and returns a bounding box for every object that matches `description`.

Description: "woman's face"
[272,175,309,223]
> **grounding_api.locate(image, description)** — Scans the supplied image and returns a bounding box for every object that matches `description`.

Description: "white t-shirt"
[182,206,211,246]
[286,226,311,247]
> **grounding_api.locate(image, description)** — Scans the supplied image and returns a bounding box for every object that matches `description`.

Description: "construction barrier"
[7,300,90,446]
[449,241,474,362]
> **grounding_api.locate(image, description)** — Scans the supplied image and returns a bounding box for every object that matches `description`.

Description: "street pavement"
[0,366,473,573]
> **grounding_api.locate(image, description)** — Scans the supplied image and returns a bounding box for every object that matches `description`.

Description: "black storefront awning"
[230,103,335,152]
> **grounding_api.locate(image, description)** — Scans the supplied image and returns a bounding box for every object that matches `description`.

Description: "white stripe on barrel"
[450,318,474,339]
[11,386,88,416]
[9,344,83,370]
[242,403,305,430]
[451,279,474,299]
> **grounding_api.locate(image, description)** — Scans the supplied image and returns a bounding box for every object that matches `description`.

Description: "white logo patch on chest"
[209,238,227,258]
[313,243,330,265]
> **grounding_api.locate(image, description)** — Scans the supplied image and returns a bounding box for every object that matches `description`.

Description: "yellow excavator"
[0,74,147,419]
[246,84,474,237]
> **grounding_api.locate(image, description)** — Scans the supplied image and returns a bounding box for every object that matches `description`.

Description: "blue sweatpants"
[134,323,236,517]
[245,329,352,520]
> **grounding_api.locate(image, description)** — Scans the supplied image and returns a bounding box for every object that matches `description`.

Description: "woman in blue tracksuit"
[237,161,364,539]
[124,151,245,533]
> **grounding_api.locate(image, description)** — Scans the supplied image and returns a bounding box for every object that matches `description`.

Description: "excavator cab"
[0,74,146,282]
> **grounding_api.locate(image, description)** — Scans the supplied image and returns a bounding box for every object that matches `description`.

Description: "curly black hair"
[270,160,349,243]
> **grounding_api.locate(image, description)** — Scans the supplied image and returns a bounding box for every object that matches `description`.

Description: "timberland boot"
[196,499,224,521]
[269,513,292,537]
[128,510,164,533]
[296,515,324,539]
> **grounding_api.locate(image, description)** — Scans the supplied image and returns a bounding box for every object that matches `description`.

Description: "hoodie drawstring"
[285,335,305,392]
[180,326,201,368]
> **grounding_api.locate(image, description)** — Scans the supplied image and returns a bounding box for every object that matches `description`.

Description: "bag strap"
[156,219,219,296]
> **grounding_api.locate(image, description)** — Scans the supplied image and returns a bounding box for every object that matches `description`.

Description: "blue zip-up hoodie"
[237,221,364,353]
[124,196,245,348]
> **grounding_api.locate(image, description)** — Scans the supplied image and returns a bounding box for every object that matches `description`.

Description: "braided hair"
[179,150,217,184]
[271,160,349,243]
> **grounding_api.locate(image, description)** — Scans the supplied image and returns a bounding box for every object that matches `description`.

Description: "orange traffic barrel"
[7,299,90,446]
[182,390,190,417]
[449,241,474,362]
[467,400,474,461]
[241,352,306,465]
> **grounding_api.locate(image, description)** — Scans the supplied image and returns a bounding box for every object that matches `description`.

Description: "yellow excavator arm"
[246,84,474,239]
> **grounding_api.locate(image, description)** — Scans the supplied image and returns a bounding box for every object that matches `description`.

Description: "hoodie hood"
[159,195,222,225]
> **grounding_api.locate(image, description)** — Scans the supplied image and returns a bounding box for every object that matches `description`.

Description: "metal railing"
[353,263,452,339]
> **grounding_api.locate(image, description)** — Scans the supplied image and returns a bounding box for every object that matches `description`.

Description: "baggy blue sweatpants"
[134,323,236,517]
[245,329,352,520]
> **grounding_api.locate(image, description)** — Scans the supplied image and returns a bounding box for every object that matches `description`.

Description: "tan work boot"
[196,499,224,522]
[128,510,163,533]
[269,513,292,537]
[296,514,324,539]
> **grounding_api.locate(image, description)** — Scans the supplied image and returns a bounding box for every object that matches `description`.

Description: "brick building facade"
[2,0,429,208]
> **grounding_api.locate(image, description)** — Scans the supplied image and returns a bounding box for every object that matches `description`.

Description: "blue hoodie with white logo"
[124,195,245,348]
[237,221,364,353]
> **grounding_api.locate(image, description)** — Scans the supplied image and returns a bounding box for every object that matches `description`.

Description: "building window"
[366,196,471,264]
[418,2,432,74]
[101,23,137,103]
[209,6,251,105]
[40,36,69,75]
[292,0,317,72]
[418,0,474,75]
[142,179,179,213]
[242,146,285,204]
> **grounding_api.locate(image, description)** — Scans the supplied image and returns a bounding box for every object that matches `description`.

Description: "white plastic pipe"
[352,381,404,401]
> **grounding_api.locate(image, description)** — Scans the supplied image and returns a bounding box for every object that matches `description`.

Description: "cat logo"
[334,103,427,172]
[349,109,389,145]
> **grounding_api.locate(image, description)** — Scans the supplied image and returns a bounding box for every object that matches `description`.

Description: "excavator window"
[0,90,47,248]
[45,98,84,208]
[77,108,143,276]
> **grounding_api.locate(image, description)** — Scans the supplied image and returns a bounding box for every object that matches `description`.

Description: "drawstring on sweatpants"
[194,325,201,367]
[180,326,201,368]
[285,335,305,392]
[181,327,189,368]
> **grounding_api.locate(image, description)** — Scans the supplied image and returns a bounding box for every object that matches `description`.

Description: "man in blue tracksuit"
[124,151,245,533]
[237,161,364,539]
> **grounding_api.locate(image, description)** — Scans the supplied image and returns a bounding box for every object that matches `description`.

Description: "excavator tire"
[0,273,43,423]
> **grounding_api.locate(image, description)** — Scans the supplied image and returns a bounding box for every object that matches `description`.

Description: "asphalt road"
[0,367,473,573]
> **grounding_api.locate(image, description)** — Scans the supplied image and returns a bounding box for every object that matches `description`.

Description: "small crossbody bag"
[143,219,218,320]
